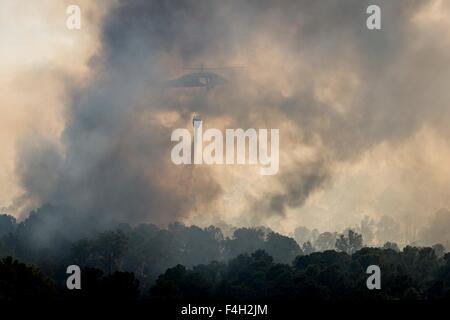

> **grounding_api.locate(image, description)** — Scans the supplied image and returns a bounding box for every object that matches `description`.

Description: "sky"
[1,0,450,246]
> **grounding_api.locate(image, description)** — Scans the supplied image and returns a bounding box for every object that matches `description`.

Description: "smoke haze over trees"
[0,0,449,245]
[1,0,450,309]
[0,208,449,303]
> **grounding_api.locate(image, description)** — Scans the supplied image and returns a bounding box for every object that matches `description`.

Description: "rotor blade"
[182,66,245,70]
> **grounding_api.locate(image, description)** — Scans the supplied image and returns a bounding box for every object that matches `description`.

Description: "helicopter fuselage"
[166,71,228,89]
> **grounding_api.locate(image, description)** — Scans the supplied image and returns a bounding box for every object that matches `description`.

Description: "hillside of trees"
[0,206,449,302]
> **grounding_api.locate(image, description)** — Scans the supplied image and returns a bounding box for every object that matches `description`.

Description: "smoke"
[6,0,450,245]
[419,209,450,248]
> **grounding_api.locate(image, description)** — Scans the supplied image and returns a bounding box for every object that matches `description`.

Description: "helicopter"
[165,64,243,90]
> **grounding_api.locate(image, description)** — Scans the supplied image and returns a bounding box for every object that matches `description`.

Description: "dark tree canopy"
[0,206,449,302]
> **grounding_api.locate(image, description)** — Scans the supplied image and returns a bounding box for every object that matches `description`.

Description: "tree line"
[0,206,449,302]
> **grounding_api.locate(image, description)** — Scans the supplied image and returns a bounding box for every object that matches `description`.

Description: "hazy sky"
[1,0,450,245]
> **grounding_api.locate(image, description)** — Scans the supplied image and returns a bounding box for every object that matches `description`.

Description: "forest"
[0,205,449,303]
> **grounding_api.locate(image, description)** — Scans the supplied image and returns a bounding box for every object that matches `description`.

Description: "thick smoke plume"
[8,0,450,245]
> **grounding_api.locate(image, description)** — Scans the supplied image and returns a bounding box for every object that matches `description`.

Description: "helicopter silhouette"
[165,64,243,90]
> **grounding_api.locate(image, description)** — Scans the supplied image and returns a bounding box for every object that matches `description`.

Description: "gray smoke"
[15,0,450,245]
